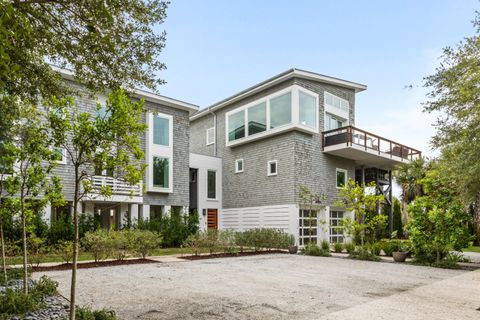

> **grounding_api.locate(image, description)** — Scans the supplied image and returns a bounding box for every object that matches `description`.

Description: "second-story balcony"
[322,126,421,169]
[84,175,143,203]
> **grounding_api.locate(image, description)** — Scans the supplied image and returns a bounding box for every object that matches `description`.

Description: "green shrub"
[28,236,48,267]
[343,242,355,254]
[75,306,117,320]
[31,275,58,296]
[109,231,130,261]
[219,230,237,254]
[82,230,112,262]
[333,242,343,253]
[349,246,381,261]
[79,214,101,239]
[302,243,330,257]
[0,268,31,285]
[380,239,395,256]
[368,242,381,256]
[320,240,330,252]
[46,215,74,245]
[56,240,73,264]
[130,230,161,259]
[183,233,203,256]
[0,289,42,318]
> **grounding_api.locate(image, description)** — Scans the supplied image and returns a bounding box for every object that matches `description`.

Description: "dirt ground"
[36,254,480,320]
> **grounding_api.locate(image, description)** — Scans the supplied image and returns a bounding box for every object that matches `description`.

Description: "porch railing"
[89,175,143,197]
[322,126,421,161]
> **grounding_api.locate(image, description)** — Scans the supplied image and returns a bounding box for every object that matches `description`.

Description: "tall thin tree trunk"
[21,192,28,294]
[69,167,79,320]
[0,218,6,282]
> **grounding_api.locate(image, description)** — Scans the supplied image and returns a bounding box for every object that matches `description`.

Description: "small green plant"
[82,230,112,262]
[56,240,73,264]
[349,246,381,261]
[368,242,381,256]
[0,289,42,317]
[302,243,330,257]
[320,240,330,252]
[131,230,161,259]
[333,242,343,253]
[75,306,117,320]
[343,242,355,254]
[31,275,58,296]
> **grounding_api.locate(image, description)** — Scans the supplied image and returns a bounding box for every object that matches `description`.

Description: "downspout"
[209,109,217,157]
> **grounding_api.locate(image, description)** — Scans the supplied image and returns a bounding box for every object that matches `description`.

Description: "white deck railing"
[89,175,142,197]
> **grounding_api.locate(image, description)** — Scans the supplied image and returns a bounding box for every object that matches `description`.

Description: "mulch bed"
[32,258,157,272]
[180,250,289,260]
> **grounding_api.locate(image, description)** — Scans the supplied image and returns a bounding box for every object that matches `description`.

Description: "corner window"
[267,160,278,176]
[228,110,245,142]
[269,92,292,129]
[299,91,317,129]
[206,127,215,145]
[153,156,169,188]
[247,102,267,135]
[324,92,349,112]
[336,168,347,188]
[53,147,66,164]
[235,159,244,173]
[207,170,216,199]
[153,115,170,146]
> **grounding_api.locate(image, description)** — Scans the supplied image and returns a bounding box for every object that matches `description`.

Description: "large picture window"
[153,156,169,188]
[299,91,317,129]
[299,209,318,246]
[207,170,216,199]
[228,110,245,142]
[247,102,267,135]
[153,116,170,146]
[270,92,292,129]
[225,85,318,145]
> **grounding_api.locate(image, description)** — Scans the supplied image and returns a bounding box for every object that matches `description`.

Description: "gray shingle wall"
[52,81,190,207]
[189,77,358,209]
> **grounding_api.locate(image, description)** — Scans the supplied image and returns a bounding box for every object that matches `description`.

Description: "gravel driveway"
[36,254,480,320]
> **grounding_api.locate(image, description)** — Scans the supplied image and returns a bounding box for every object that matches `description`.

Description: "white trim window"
[147,112,173,193]
[207,169,217,200]
[53,147,67,165]
[299,209,318,246]
[225,85,319,146]
[336,168,347,189]
[325,113,346,131]
[329,210,345,243]
[206,127,215,146]
[324,92,349,112]
[267,160,278,176]
[235,159,244,173]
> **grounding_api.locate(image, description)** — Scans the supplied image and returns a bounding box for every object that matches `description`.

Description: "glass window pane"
[336,170,346,188]
[228,110,245,142]
[299,92,317,129]
[207,170,216,199]
[325,93,333,106]
[270,92,292,129]
[247,102,267,135]
[153,157,169,188]
[53,147,64,162]
[153,116,169,146]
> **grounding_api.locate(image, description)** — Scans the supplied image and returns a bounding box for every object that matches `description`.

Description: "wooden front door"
[207,209,218,230]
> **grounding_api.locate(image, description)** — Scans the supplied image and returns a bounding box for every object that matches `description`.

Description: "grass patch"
[463,245,480,253]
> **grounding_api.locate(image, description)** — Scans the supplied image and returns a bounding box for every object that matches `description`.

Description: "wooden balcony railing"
[322,126,421,161]
[88,175,143,197]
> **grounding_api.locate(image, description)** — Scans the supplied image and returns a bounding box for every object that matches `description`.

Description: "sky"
[157,0,479,158]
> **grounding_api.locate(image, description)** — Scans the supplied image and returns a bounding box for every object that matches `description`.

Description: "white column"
[321,206,330,243]
[163,205,171,216]
[130,204,139,225]
[83,202,95,216]
[42,205,51,225]
[141,204,150,221]
[119,203,129,227]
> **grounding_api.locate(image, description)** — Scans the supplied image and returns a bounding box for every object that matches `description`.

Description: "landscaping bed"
[180,250,287,260]
[32,258,157,272]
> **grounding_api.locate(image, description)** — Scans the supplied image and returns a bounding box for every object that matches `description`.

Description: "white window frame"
[267,160,278,176]
[206,127,215,146]
[225,85,319,147]
[329,209,345,243]
[324,92,350,128]
[235,159,244,173]
[207,169,217,200]
[53,147,67,165]
[336,168,347,189]
[146,112,173,193]
[325,113,347,131]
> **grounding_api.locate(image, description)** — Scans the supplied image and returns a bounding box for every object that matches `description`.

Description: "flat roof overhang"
[324,144,413,170]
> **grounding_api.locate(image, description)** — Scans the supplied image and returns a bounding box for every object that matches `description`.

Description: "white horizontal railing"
[89,175,142,197]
